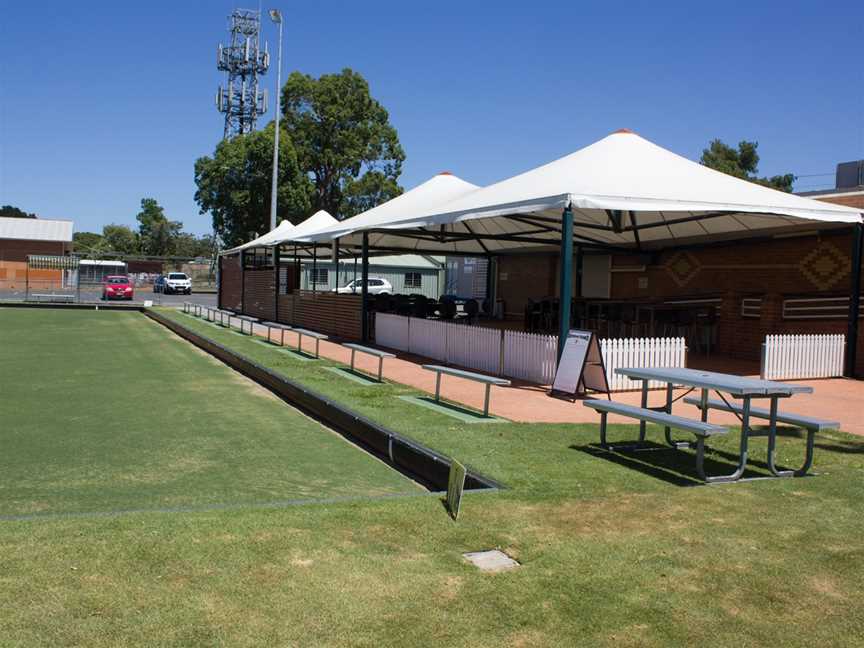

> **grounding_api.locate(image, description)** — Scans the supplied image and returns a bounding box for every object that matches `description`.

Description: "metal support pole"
[332,240,340,292]
[361,232,370,342]
[846,222,863,377]
[273,245,280,319]
[557,206,574,359]
[312,246,318,294]
[268,14,283,232]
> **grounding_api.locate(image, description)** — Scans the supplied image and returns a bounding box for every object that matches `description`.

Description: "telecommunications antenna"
[215,8,269,139]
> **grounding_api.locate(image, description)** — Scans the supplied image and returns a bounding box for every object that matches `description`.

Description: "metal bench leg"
[766,396,816,477]
[664,382,692,449]
[314,339,320,359]
[297,333,302,352]
[599,412,609,447]
[377,357,384,382]
[350,349,356,372]
[701,396,751,483]
[638,380,648,443]
[483,383,491,417]
[699,388,709,422]
[434,373,442,402]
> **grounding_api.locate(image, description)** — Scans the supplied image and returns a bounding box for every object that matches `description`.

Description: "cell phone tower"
[215,9,269,139]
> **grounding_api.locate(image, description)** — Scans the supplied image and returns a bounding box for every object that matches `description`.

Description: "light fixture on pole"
[268,9,283,232]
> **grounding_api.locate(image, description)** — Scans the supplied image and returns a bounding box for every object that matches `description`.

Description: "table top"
[615,367,813,396]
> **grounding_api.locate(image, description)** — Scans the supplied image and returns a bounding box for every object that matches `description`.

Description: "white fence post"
[760,333,845,380]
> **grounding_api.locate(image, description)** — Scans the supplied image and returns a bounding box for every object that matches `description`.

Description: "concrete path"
[240,320,864,437]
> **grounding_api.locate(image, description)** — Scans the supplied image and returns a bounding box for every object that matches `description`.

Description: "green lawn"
[1,306,863,647]
[0,308,419,518]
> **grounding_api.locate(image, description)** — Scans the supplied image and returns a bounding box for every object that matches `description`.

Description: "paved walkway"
[240,319,864,437]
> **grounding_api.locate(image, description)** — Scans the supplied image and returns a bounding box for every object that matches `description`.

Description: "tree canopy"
[281,69,405,219]
[194,68,405,246]
[136,198,183,256]
[194,123,312,249]
[700,139,795,192]
[0,205,37,219]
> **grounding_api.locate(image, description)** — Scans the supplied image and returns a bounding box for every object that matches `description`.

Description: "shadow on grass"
[571,440,774,486]
[398,395,503,424]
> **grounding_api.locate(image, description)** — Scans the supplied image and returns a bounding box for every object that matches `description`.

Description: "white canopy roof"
[307,130,863,255]
[299,173,481,246]
[225,219,296,254]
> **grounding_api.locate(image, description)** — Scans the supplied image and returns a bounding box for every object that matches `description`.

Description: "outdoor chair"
[464,298,479,324]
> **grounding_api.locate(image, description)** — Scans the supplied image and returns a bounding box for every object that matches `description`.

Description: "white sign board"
[551,329,610,399]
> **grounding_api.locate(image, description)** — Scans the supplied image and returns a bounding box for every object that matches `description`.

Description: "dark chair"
[439,299,457,320]
[375,292,391,313]
[395,294,411,317]
[411,295,429,318]
[464,299,479,324]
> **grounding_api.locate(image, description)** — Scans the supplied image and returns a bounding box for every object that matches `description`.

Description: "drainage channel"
[145,309,503,494]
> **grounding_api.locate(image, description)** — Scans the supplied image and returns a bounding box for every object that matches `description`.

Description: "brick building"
[0,217,74,290]
[494,173,864,373]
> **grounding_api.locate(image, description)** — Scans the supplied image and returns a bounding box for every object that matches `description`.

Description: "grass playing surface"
[0,308,418,518]
[2,307,863,647]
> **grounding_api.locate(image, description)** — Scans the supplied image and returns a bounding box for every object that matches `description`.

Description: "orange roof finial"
[437,171,453,175]
[612,128,635,135]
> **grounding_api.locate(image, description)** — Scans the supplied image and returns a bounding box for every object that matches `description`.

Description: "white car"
[333,278,392,295]
[163,272,192,295]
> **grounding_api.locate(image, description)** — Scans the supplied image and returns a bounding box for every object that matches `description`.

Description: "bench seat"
[682,396,839,431]
[342,343,395,382]
[290,328,328,358]
[584,400,728,438]
[421,364,511,417]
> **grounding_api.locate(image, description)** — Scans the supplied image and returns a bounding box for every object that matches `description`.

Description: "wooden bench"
[342,343,395,382]
[683,395,835,477]
[236,315,259,335]
[421,365,511,417]
[292,328,328,358]
[261,321,292,346]
[30,293,75,303]
[584,399,728,482]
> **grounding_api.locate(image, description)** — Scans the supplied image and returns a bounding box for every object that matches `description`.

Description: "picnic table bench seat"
[682,395,835,478]
[421,364,511,417]
[583,399,729,483]
[342,343,395,382]
[30,293,75,302]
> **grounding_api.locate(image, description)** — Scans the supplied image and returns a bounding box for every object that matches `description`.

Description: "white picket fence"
[502,330,558,385]
[375,313,687,389]
[761,334,845,380]
[600,338,687,390]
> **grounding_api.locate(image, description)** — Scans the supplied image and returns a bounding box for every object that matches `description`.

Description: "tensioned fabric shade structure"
[299,129,863,372]
[304,129,862,254]
[224,219,296,254]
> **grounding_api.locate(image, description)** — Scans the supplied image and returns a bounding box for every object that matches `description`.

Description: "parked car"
[102,275,134,301]
[333,278,392,295]
[153,275,165,293]
[163,272,192,295]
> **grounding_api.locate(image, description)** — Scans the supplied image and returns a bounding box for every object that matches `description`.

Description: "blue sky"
[1,0,862,236]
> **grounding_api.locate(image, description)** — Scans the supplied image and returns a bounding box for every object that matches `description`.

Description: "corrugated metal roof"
[0,217,73,242]
[300,254,444,269]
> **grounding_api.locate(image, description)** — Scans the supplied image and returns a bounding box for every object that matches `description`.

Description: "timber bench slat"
[341,343,395,382]
[421,364,511,417]
[682,396,839,431]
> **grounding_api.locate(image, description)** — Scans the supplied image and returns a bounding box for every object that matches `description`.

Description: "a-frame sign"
[550,329,610,400]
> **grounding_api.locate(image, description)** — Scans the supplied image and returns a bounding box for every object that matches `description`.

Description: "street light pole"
[268,9,283,232]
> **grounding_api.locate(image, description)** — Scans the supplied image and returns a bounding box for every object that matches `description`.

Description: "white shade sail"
[300,173,481,247]
[307,130,862,255]
[224,219,296,254]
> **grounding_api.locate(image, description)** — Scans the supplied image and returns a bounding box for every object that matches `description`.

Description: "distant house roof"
[301,254,444,269]
[0,217,73,243]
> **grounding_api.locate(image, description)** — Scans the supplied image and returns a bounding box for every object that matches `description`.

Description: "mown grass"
[0,308,419,518]
[1,306,863,647]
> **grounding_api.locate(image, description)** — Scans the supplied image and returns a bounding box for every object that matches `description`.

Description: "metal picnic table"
[617,367,814,483]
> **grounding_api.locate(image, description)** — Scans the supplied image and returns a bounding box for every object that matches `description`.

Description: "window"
[404,272,422,289]
[168,273,188,280]
[243,247,274,269]
[310,268,329,287]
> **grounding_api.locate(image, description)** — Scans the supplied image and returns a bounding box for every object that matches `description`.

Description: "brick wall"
[0,238,67,263]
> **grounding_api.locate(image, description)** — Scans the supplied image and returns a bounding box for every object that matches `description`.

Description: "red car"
[102,275,134,301]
